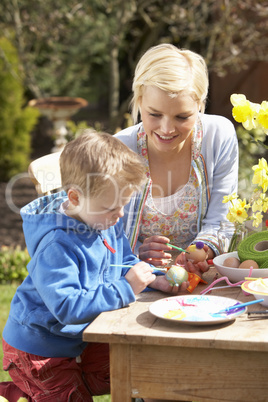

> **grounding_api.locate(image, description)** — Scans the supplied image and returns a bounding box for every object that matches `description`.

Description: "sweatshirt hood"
[20,191,93,256]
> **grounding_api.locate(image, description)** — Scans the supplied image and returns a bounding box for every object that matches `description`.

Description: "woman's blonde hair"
[131,43,209,123]
[60,129,146,197]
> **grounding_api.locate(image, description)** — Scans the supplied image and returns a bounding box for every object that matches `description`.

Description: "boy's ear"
[67,188,80,206]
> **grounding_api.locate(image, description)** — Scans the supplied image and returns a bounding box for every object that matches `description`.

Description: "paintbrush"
[110,264,166,271]
[166,243,189,253]
[216,298,264,314]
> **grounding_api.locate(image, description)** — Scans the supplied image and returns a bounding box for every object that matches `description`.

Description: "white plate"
[149,295,246,326]
[213,252,268,283]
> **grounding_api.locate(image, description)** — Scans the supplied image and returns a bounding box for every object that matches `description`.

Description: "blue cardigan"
[3,192,140,357]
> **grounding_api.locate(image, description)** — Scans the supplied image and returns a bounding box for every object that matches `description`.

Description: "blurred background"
[0,0,268,248]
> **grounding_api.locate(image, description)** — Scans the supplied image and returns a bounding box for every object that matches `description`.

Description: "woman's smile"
[154,132,179,143]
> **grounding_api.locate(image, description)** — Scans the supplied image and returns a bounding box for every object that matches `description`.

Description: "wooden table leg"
[110,343,134,402]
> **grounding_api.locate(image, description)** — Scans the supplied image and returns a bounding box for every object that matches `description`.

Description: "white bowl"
[213,251,268,283]
[241,280,268,307]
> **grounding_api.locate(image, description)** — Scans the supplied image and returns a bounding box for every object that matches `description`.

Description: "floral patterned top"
[137,123,202,250]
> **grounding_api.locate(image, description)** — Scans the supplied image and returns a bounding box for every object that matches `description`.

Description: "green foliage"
[93,396,111,402]
[0,36,39,181]
[1,1,267,129]
[0,246,29,284]
[66,120,104,141]
[0,284,17,382]
[67,120,94,140]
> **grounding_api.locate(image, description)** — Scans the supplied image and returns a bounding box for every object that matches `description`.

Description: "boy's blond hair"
[60,130,146,197]
[131,43,209,123]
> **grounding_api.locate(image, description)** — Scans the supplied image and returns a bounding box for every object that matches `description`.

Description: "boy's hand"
[148,275,189,294]
[125,261,156,295]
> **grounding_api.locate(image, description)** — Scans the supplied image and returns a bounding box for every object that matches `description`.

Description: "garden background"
[0,1,268,400]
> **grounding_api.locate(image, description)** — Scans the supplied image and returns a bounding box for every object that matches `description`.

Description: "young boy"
[2,131,187,401]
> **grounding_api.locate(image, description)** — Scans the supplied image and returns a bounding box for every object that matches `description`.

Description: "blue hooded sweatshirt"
[3,191,141,358]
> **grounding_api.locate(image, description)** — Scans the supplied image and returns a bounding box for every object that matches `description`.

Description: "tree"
[0,36,39,181]
[0,0,267,130]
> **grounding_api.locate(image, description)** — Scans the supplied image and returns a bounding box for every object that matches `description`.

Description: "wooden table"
[83,267,268,401]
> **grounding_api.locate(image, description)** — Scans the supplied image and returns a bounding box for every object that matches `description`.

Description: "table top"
[83,266,268,353]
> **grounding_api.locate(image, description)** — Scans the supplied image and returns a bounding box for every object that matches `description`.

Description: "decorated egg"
[165,265,189,285]
[239,259,259,269]
[223,257,240,268]
[185,241,207,263]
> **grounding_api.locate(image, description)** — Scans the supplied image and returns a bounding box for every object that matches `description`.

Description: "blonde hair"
[60,129,146,197]
[131,43,209,123]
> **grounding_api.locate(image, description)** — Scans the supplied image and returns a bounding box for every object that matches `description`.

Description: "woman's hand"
[175,244,212,277]
[148,274,189,294]
[138,235,172,266]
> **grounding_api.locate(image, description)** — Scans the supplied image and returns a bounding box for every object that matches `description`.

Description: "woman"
[115,43,238,277]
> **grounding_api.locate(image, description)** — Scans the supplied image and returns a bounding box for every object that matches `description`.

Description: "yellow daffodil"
[252,211,263,228]
[252,198,262,213]
[223,94,268,250]
[222,193,238,203]
[252,193,268,213]
[252,158,268,192]
[258,101,268,130]
[235,198,250,209]
[230,94,260,130]
[226,198,249,224]
[260,193,268,212]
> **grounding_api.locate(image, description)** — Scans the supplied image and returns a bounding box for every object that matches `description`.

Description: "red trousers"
[2,339,110,401]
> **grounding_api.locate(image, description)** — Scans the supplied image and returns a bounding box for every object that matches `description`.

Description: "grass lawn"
[0,284,17,383]
[0,284,111,402]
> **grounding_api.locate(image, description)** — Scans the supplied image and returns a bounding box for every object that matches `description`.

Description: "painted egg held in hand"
[186,242,207,263]
[165,265,189,285]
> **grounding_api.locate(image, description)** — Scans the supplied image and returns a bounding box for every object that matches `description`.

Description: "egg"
[165,265,189,285]
[185,241,207,263]
[239,259,259,269]
[223,257,240,268]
